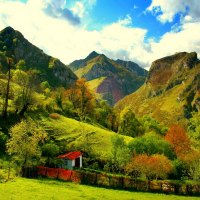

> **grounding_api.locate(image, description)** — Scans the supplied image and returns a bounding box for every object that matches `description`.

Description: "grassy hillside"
[34,114,133,160]
[0,178,198,200]
[116,52,200,125]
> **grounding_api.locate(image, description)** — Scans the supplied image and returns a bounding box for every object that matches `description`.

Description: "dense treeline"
[0,58,199,183]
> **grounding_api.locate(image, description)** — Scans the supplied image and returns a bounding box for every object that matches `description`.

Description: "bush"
[49,113,61,119]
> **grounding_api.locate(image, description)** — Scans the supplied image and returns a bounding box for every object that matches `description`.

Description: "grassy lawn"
[0,178,199,200]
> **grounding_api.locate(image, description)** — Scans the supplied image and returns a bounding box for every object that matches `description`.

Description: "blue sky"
[0,0,200,69]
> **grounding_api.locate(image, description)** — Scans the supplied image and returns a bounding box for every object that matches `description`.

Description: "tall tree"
[65,78,95,121]
[118,107,143,137]
[13,69,39,116]
[6,119,47,175]
[165,125,191,157]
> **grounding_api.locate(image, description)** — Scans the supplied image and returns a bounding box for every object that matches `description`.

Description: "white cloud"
[0,0,199,70]
[147,0,200,23]
[71,0,96,18]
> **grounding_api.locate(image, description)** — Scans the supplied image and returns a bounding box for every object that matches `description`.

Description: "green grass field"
[0,178,199,200]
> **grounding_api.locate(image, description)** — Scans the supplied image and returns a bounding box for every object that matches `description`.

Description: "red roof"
[58,151,82,160]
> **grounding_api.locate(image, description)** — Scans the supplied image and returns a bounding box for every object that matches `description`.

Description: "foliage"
[126,154,173,180]
[41,141,60,167]
[181,150,200,181]
[165,125,191,158]
[128,132,174,159]
[171,159,189,180]
[65,78,95,121]
[187,112,200,149]
[118,107,144,137]
[12,69,39,116]
[6,119,47,172]
[0,131,8,153]
[16,59,26,70]
[110,134,131,172]
[94,100,118,131]
[139,115,168,135]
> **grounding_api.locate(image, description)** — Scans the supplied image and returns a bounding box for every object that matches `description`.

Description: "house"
[58,151,82,170]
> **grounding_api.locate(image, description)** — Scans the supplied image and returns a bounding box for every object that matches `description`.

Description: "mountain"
[116,59,148,77]
[0,26,77,87]
[116,52,200,125]
[69,51,147,105]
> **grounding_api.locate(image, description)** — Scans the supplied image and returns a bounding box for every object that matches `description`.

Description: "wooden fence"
[34,166,200,196]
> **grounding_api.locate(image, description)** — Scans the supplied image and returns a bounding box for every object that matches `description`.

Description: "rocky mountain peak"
[0,26,77,87]
[86,51,99,60]
[147,52,199,90]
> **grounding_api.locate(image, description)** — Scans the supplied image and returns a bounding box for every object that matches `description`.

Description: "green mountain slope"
[35,114,133,160]
[116,52,200,125]
[69,52,147,105]
[0,26,77,87]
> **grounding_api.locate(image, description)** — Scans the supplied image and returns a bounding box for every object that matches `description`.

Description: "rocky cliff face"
[116,52,200,125]
[146,52,199,96]
[69,52,147,105]
[0,26,77,87]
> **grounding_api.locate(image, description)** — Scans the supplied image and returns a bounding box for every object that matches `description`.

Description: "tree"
[180,150,200,181]
[42,141,60,167]
[16,59,26,70]
[65,78,95,121]
[126,154,173,180]
[110,134,131,172]
[13,69,39,116]
[165,125,191,157]
[118,107,144,137]
[186,112,200,180]
[187,112,200,149]
[128,132,174,159]
[94,100,118,131]
[139,115,168,135]
[6,119,47,175]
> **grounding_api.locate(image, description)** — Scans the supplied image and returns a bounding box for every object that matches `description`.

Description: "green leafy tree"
[188,112,200,149]
[139,115,168,135]
[42,141,60,167]
[128,132,174,159]
[13,69,39,116]
[110,134,131,172]
[16,59,26,70]
[6,119,47,175]
[118,107,144,137]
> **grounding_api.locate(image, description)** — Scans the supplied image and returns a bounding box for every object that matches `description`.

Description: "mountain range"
[69,51,147,105]
[1,26,199,125]
[116,52,200,125]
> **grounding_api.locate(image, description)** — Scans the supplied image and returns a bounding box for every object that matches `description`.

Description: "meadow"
[0,178,199,200]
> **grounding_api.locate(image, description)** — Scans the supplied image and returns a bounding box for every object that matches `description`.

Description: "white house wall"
[80,156,82,168]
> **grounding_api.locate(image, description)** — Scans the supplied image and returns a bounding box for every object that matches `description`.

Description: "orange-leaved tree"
[126,154,173,180]
[65,78,95,120]
[165,125,191,158]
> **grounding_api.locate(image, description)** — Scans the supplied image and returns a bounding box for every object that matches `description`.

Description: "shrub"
[49,113,61,119]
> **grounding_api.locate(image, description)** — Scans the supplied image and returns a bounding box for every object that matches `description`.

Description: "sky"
[0,0,200,69]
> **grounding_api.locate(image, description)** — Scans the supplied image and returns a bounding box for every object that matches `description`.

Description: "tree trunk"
[19,103,30,116]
